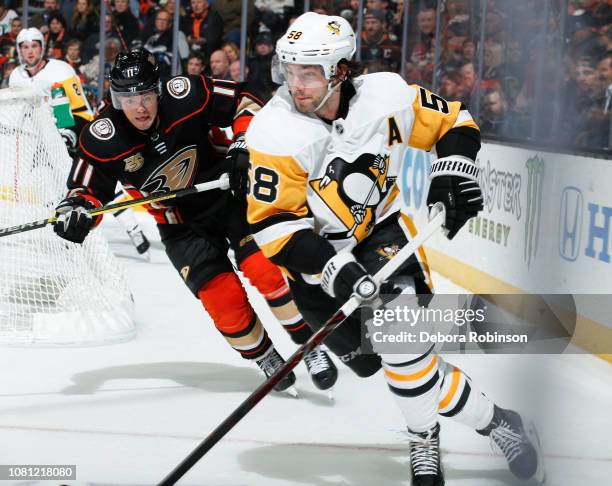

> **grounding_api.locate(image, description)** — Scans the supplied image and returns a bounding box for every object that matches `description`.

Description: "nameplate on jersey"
[124,152,145,172]
[89,118,115,140]
[167,77,191,99]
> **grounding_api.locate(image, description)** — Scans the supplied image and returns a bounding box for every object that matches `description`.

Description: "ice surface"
[0,214,610,485]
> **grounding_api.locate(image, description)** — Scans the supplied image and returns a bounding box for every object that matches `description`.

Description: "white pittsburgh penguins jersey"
[9,58,94,123]
[246,72,478,260]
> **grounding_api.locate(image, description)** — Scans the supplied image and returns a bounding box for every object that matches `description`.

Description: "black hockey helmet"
[109,47,161,109]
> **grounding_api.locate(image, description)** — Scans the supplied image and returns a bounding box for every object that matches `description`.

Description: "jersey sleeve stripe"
[250,211,311,234]
[82,163,94,186]
[452,109,478,129]
[253,217,314,248]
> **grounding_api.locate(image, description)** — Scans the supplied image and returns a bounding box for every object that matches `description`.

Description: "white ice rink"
[1,215,611,485]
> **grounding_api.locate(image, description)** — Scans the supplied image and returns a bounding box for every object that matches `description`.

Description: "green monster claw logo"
[524,155,545,268]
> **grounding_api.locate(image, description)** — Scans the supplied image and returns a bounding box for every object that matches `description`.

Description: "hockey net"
[0,87,135,345]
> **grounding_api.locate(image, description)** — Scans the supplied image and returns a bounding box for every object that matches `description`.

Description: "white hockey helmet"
[16,28,46,69]
[273,12,356,83]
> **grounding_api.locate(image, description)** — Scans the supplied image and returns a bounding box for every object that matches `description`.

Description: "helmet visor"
[111,88,158,110]
[271,57,328,89]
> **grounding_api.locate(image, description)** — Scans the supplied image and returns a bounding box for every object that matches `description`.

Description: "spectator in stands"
[113,0,140,47]
[439,70,464,100]
[186,0,223,60]
[598,50,612,88]
[443,19,469,72]
[479,88,525,139]
[70,0,98,43]
[246,33,276,99]
[31,0,60,35]
[0,57,16,87]
[83,13,120,63]
[254,0,291,36]
[139,8,189,78]
[500,40,527,106]
[80,37,122,98]
[485,9,506,44]
[461,39,476,64]
[209,48,231,79]
[64,38,84,72]
[222,41,240,64]
[569,55,609,147]
[410,4,437,86]
[229,59,247,82]
[459,61,477,107]
[482,41,503,88]
[186,51,206,75]
[0,16,20,60]
[0,0,17,37]
[361,9,401,72]
[46,11,71,60]
[214,0,254,45]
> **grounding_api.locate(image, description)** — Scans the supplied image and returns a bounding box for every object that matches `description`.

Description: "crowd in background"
[0,0,610,152]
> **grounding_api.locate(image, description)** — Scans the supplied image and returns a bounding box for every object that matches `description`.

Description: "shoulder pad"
[79,111,143,163]
[160,75,210,129]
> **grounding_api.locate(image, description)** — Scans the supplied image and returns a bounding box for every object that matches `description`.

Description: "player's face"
[118,91,159,131]
[284,64,329,113]
[19,41,43,68]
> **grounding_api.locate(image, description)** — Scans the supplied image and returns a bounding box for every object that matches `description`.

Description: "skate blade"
[326,388,335,402]
[526,420,546,483]
[282,386,299,398]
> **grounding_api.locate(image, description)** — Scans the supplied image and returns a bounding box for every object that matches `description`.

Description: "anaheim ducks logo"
[327,21,341,35]
[141,145,198,193]
[310,152,391,241]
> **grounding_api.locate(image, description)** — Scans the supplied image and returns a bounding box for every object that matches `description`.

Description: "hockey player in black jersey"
[52,48,337,394]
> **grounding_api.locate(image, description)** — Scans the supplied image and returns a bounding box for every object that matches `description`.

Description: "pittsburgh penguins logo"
[141,145,198,193]
[311,152,390,240]
[327,21,341,35]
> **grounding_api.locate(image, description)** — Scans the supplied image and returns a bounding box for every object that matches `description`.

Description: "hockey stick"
[0,174,230,238]
[158,208,445,486]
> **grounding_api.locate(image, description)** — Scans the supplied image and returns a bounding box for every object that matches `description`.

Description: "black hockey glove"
[426,156,483,239]
[321,253,379,304]
[53,195,96,244]
[226,137,250,196]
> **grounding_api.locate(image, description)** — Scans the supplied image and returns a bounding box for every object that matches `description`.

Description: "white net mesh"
[0,87,135,345]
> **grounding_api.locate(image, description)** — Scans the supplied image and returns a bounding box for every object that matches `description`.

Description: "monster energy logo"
[524,156,545,268]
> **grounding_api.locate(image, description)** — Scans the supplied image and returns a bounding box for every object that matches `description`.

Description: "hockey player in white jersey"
[9,27,151,258]
[246,12,544,485]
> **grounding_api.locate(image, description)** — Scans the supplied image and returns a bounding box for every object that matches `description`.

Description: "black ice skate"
[304,346,337,397]
[407,423,444,486]
[477,405,545,482]
[127,226,151,257]
[255,348,297,396]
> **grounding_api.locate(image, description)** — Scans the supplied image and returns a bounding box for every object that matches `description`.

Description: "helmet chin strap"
[310,80,340,114]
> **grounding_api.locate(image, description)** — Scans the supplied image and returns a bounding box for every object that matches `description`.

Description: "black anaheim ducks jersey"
[67,75,261,224]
